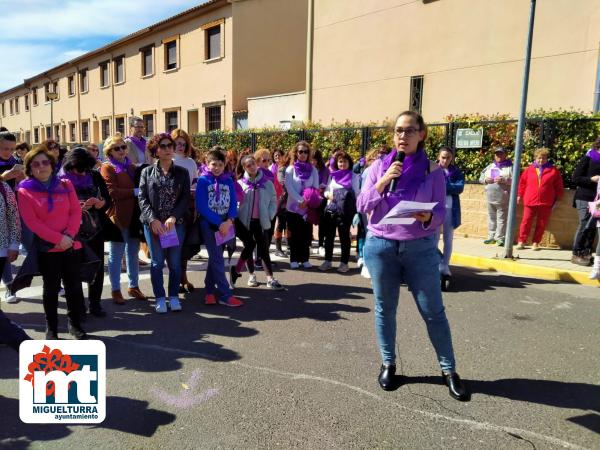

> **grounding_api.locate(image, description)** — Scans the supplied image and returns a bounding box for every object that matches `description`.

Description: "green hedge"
[193,110,600,185]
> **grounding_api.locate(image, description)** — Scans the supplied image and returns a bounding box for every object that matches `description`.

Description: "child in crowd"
[195,149,243,307]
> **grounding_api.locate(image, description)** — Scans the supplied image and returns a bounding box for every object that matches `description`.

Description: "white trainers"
[319,261,332,271]
[247,274,259,287]
[290,261,300,269]
[301,261,312,269]
[318,246,326,257]
[588,268,600,280]
[516,242,525,250]
[169,297,182,311]
[337,263,349,273]
[267,279,284,290]
[3,290,17,303]
[155,298,168,314]
[357,257,364,268]
[360,265,371,279]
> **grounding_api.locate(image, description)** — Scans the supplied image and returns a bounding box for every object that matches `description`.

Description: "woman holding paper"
[139,133,190,313]
[357,110,470,401]
[101,134,148,304]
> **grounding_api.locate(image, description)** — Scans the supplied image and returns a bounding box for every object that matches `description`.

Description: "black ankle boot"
[378,364,399,391]
[442,371,471,401]
[45,329,59,340]
[68,323,88,340]
[89,304,106,318]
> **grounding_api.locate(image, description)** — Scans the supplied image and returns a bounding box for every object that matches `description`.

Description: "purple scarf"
[128,135,146,162]
[19,175,70,211]
[0,156,18,167]
[60,171,94,190]
[330,169,353,189]
[442,164,460,180]
[241,171,268,190]
[293,161,313,181]
[586,148,600,164]
[493,159,513,168]
[109,156,135,180]
[201,166,232,201]
[382,148,429,200]
[259,167,274,182]
[533,161,553,178]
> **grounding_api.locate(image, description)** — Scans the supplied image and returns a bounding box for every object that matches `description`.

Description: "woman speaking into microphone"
[357,111,469,401]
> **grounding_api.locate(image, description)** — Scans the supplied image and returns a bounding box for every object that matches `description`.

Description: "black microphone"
[388,151,406,192]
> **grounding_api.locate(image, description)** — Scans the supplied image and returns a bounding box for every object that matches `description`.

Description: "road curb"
[450,253,600,287]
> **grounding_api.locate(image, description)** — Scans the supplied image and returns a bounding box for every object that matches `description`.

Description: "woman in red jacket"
[516,148,564,250]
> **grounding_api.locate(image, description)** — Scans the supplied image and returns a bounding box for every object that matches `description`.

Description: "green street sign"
[455,128,483,148]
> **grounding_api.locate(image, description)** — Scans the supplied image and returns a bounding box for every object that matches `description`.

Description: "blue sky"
[0,0,207,92]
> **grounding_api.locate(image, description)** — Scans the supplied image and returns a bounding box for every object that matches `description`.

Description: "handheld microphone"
[388,151,406,192]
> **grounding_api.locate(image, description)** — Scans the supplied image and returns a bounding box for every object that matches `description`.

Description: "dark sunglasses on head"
[159,143,174,150]
[111,144,128,152]
[31,159,51,168]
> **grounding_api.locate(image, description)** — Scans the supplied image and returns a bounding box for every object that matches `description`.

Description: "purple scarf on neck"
[201,166,232,201]
[0,156,18,167]
[586,148,600,164]
[270,163,278,178]
[293,161,313,181]
[128,135,146,161]
[382,148,429,200]
[532,161,553,178]
[493,159,513,168]
[330,169,353,189]
[60,171,94,190]
[241,171,268,190]
[259,167,274,182]
[19,175,70,211]
[109,156,135,180]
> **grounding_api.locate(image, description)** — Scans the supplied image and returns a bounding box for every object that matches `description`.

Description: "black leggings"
[286,211,312,263]
[235,219,273,276]
[322,212,352,264]
[86,236,105,308]
[38,249,86,332]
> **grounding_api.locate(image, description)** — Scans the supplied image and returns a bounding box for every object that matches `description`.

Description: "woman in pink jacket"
[18,147,87,340]
[516,148,564,250]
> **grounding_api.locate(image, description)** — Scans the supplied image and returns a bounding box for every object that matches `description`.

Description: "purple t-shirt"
[356,158,446,242]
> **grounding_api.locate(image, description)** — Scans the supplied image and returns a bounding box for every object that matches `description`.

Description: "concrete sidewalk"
[449,236,600,287]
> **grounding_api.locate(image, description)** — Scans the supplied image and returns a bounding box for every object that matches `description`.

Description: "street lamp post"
[504,0,537,259]
[47,91,58,140]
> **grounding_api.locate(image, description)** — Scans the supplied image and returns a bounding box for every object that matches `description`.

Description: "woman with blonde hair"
[516,147,564,250]
[100,133,148,304]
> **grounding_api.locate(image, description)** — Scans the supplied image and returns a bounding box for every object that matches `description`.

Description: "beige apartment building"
[0,0,307,144]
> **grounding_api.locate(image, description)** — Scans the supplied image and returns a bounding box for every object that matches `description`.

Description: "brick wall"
[458,184,579,249]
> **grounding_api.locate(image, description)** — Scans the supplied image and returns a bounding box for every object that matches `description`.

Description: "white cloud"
[0,0,205,91]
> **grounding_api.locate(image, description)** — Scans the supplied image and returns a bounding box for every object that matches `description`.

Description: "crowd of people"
[0,112,598,401]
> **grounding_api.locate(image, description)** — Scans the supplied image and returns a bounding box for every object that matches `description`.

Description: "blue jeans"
[200,220,232,301]
[364,233,456,371]
[434,207,454,273]
[143,224,185,299]
[108,228,140,291]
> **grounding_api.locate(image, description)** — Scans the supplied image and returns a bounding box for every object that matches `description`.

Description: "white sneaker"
[301,261,312,269]
[337,263,349,273]
[319,261,332,271]
[3,290,17,303]
[290,262,300,269]
[247,274,259,287]
[318,247,326,257]
[589,267,600,280]
[357,258,364,268]
[169,297,182,311]
[360,265,371,279]
[155,298,168,314]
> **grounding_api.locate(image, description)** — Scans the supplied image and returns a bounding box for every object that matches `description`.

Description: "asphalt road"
[0,251,599,450]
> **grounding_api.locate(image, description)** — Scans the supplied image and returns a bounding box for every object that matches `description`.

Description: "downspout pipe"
[305,0,314,123]
[593,45,600,113]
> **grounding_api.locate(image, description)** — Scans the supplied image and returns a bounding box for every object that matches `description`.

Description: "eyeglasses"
[159,143,174,150]
[297,150,309,155]
[261,158,271,163]
[31,159,51,169]
[394,127,420,137]
[175,142,186,147]
[111,144,128,152]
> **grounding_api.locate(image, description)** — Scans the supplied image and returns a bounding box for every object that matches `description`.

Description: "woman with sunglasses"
[139,133,190,313]
[100,134,148,305]
[271,149,288,257]
[17,147,87,339]
[15,142,31,164]
[358,111,469,401]
[86,144,103,169]
[171,128,199,293]
[41,140,63,174]
[284,141,318,269]
[252,148,274,268]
